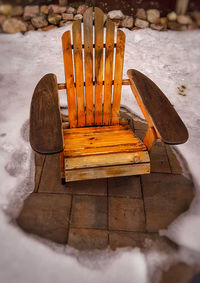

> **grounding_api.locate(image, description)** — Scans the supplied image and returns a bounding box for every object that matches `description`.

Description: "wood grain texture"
[112,30,125,124]
[72,20,85,127]
[143,127,157,150]
[62,31,77,128]
[103,20,115,125]
[65,151,150,169]
[127,69,189,144]
[83,7,94,126]
[30,74,63,154]
[94,7,104,125]
[65,163,150,182]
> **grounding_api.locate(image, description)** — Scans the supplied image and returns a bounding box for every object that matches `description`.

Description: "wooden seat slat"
[83,7,94,125]
[62,31,77,128]
[72,20,85,127]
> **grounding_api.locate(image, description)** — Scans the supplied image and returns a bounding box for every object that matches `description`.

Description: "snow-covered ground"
[0,26,200,283]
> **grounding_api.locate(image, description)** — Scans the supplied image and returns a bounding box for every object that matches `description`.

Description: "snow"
[0,25,200,282]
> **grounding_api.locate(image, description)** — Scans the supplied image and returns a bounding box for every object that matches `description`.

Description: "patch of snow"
[0,25,200,282]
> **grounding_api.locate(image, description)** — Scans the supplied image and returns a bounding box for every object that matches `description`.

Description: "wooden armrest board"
[30,74,63,154]
[127,69,188,144]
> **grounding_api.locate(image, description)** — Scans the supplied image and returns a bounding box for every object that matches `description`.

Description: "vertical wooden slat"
[62,31,77,128]
[72,20,85,127]
[83,7,94,126]
[94,7,104,125]
[103,20,115,125]
[112,30,125,124]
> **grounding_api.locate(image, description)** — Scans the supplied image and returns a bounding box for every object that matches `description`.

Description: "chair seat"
[63,124,150,182]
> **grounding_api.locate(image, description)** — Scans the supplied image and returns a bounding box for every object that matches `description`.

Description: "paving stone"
[108,176,142,198]
[68,228,108,250]
[109,197,145,232]
[17,193,72,244]
[165,145,183,174]
[160,262,200,283]
[71,195,107,229]
[109,231,177,252]
[69,179,107,196]
[150,141,171,173]
[142,173,194,232]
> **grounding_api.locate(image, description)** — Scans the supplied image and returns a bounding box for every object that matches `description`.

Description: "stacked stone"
[0,3,200,34]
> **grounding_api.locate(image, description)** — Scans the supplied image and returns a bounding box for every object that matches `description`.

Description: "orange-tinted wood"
[62,31,77,128]
[103,20,115,125]
[112,30,125,124]
[72,20,85,127]
[83,7,94,125]
[94,7,104,125]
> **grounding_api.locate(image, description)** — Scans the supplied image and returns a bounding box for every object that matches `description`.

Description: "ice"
[0,25,200,282]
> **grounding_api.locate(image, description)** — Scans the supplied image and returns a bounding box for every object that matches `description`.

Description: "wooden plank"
[143,127,157,150]
[103,20,115,125]
[65,151,150,169]
[62,31,77,128]
[127,69,189,144]
[65,163,150,182]
[112,30,125,124]
[30,74,63,154]
[94,7,104,125]
[83,7,94,126]
[72,20,85,127]
[63,124,130,134]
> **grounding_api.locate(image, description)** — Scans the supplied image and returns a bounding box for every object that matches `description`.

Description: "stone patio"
[17,118,194,254]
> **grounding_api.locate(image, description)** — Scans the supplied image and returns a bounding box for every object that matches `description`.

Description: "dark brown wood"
[127,69,188,144]
[30,74,63,154]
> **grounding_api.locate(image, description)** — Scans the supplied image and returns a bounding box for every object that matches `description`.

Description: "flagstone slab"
[17,193,72,244]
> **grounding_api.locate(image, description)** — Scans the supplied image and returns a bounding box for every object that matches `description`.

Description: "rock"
[136,8,146,20]
[121,16,133,28]
[23,6,39,21]
[77,5,88,15]
[0,14,5,26]
[48,13,61,25]
[62,13,73,20]
[27,22,35,31]
[177,15,192,25]
[31,15,48,28]
[160,17,168,30]
[147,9,160,24]
[40,5,48,15]
[167,11,177,21]
[66,6,76,14]
[59,20,72,27]
[112,19,121,27]
[48,5,66,14]
[11,6,24,17]
[150,23,163,31]
[188,22,198,30]
[108,10,125,20]
[135,18,149,29]
[190,11,200,26]
[59,0,68,5]
[2,18,27,33]
[39,25,58,31]
[168,21,187,31]
[74,14,83,21]
[0,4,12,16]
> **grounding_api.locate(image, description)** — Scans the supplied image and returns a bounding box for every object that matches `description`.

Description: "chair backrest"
[62,7,125,128]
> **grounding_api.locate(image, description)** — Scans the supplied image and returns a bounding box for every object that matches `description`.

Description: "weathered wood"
[112,30,126,124]
[83,7,94,126]
[62,31,77,128]
[63,124,147,157]
[65,163,150,182]
[94,7,104,125]
[65,151,150,170]
[30,74,63,154]
[103,20,115,125]
[143,127,157,151]
[127,69,188,144]
[72,20,85,127]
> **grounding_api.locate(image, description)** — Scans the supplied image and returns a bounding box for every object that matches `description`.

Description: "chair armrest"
[127,69,188,145]
[30,73,64,154]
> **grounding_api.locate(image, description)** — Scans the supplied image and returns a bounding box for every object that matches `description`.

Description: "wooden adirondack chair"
[30,7,188,183]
